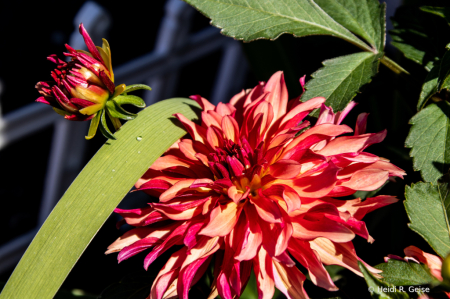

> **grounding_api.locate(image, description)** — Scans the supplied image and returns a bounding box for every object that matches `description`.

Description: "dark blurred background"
[0,0,447,298]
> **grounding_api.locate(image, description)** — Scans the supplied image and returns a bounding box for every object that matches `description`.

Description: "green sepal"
[124,84,152,94]
[85,112,101,140]
[99,109,116,140]
[106,110,122,131]
[114,95,146,108]
[106,100,137,120]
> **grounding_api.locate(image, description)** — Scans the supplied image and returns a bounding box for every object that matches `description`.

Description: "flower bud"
[36,23,114,121]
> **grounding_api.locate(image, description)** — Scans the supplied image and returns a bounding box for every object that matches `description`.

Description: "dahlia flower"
[107,71,405,299]
[36,23,147,139]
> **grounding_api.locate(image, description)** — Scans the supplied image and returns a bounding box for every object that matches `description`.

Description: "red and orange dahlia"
[107,71,405,299]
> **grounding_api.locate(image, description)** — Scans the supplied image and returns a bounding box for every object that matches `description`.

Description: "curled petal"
[272,260,309,299]
[200,201,241,237]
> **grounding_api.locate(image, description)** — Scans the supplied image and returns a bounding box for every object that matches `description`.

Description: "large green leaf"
[300,52,381,112]
[417,61,440,110]
[390,6,449,71]
[376,259,439,286]
[359,262,409,299]
[182,0,372,52]
[0,98,200,299]
[421,6,450,25]
[405,101,450,183]
[404,182,450,258]
[314,0,385,51]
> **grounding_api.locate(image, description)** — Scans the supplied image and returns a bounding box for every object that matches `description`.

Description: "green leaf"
[390,6,449,71]
[405,102,450,183]
[114,95,146,108]
[404,182,450,258]
[182,0,372,51]
[123,84,152,94]
[359,262,409,299]
[376,259,439,286]
[417,61,440,110]
[301,52,381,113]
[314,0,385,51]
[0,98,200,299]
[421,6,450,24]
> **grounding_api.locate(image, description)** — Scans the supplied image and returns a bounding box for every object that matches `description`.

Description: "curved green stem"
[381,55,410,75]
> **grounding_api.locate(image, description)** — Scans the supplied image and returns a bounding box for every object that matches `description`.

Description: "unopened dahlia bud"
[36,23,150,139]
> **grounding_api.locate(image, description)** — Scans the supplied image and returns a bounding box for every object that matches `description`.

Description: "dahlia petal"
[70,97,96,108]
[334,101,357,125]
[288,239,337,291]
[263,185,301,213]
[106,225,176,254]
[351,195,399,220]
[206,127,221,149]
[289,162,340,198]
[292,215,355,243]
[115,207,168,227]
[79,23,105,64]
[216,102,236,117]
[309,238,381,277]
[258,214,293,257]
[118,237,161,262]
[174,113,207,143]
[272,260,309,299]
[227,156,245,177]
[151,270,179,299]
[269,160,302,179]
[317,130,387,156]
[153,196,210,212]
[138,179,172,196]
[144,223,189,270]
[339,169,389,191]
[404,246,443,276]
[331,152,379,167]
[229,89,248,125]
[217,272,233,299]
[338,160,406,179]
[152,201,204,220]
[251,190,282,223]
[178,255,212,299]
[202,111,221,129]
[190,95,215,112]
[253,248,275,299]
[316,104,335,125]
[272,251,296,267]
[222,115,240,143]
[228,186,244,204]
[264,71,288,121]
[279,96,325,128]
[284,124,353,153]
[235,210,263,261]
[99,70,115,94]
[252,101,274,136]
[200,201,240,237]
[159,179,196,202]
[355,113,369,135]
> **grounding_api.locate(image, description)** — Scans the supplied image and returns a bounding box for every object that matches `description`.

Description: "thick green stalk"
[0,98,200,299]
